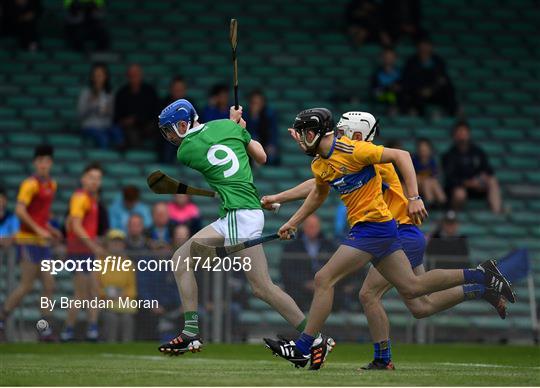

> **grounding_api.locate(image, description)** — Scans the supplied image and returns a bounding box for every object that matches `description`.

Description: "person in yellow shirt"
[262,108,515,370]
[99,229,137,343]
[263,111,507,370]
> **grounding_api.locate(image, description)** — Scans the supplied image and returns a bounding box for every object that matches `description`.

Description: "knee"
[249,280,274,301]
[359,287,378,308]
[397,278,422,300]
[313,270,333,291]
[453,187,467,203]
[409,304,430,319]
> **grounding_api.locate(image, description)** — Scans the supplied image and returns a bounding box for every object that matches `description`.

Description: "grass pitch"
[1,342,538,386]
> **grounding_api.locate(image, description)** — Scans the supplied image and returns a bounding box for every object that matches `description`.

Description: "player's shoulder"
[20,176,39,189]
[71,189,89,202]
[334,137,355,154]
[206,119,236,129]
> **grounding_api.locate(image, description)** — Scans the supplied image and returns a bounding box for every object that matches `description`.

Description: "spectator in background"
[401,37,457,116]
[114,64,159,148]
[3,0,42,51]
[412,138,446,208]
[370,47,402,115]
[125,213,150,251]
[426,210,469,262]
[167,194,201,233]
[145,202,174,248]
[442,121,502,213]
[382,0,422,44]
[99,229,136,342]
[136,257,181,342]
[159,76,196,163]
[78,63,124,150]
[64,0,109,51]
[202,84,230,122]
[280,215,335,311]
[245,90,280,165]
[172,224,191,248]
[109,186,152,232]
[345,0,391,47]
[0,187,20,246]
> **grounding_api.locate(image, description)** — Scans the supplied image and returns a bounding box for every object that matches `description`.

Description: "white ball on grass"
[36,319,49,332]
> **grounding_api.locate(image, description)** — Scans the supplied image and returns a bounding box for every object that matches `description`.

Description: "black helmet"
[293,108,334,156]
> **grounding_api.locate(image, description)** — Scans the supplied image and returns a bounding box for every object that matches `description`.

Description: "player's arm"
[261,179,315,209]
[247,139,267,164]
[70,216,104,256]
[380,147,428,223]
[278,181,329,239]
[15,179,51,239]
[69,194,104,256]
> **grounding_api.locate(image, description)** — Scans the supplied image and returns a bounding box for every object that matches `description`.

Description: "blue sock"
[463,284,486,300]
[463,269,485,284]
[374,340,392,363]
[295,332,315,356]
[88,323,98,332]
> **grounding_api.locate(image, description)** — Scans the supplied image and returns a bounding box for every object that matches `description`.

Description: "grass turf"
[0,342,538,386]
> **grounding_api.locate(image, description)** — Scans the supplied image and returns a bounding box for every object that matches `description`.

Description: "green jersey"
[178,119,261,217]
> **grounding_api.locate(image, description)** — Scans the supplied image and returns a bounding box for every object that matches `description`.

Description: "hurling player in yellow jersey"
[263,112,507,370]
[263,108,515,370]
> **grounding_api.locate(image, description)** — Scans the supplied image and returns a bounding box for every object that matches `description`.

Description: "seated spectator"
[114,64,159,148]
[99,229,136,342]
[245,90,280,165]
[412,138,446,208]
[202,84,230,122]
[125,213,150,252]
[64,0,109,51]
[145,202,174,248]
[401,37,457,116]
[426,210,469,267]
[345,0,391,47]
[167,194,201,233]
[442,121,502,213]
[172,224,191,247]
[136,258,181,342]
[0,187,20,247]
[334,203,348,240]
[159,76,197,163]
[370,47,402,115]
[3,0,41,51]
[78,63,124,150]
[109,186,152,232]
[280,215,346,311]
[381,0,422,44]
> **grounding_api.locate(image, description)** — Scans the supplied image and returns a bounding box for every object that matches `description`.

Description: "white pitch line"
[435,362,540,370]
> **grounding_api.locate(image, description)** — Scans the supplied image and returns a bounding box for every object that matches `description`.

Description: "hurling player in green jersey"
[156,99,314,356]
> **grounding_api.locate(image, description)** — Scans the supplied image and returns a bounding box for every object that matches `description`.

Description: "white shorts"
[210,209,264,245]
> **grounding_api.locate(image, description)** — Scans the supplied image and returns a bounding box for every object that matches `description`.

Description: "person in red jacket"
[61,162,105,342]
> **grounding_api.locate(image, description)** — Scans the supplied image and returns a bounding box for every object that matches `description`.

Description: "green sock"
[296,318,308,332]
[182,311,199,336]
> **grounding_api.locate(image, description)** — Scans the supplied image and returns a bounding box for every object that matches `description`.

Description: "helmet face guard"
[293,108,334,157]
[158,99,198,146]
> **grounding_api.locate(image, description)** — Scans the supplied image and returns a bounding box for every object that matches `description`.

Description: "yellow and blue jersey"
[311,137,393,227]
[377,163,414,226]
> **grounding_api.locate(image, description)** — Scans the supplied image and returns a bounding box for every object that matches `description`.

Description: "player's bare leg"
[61,272,88,341]
[305,245,372,336]
[159,225,223,355]
[375,250,465,299]
[2,259,40,315]
[85,272,101,341]
[241,244,305,328]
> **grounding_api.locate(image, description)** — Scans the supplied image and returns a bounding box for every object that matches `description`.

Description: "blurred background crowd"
[0,0,538,344]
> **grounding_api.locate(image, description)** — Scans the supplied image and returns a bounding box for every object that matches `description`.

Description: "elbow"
[257,152,267,165]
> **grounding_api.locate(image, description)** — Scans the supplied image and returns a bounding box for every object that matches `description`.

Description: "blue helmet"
[158,99,199,146]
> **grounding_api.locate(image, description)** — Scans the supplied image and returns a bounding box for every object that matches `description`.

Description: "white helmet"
[336,111,379,142]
